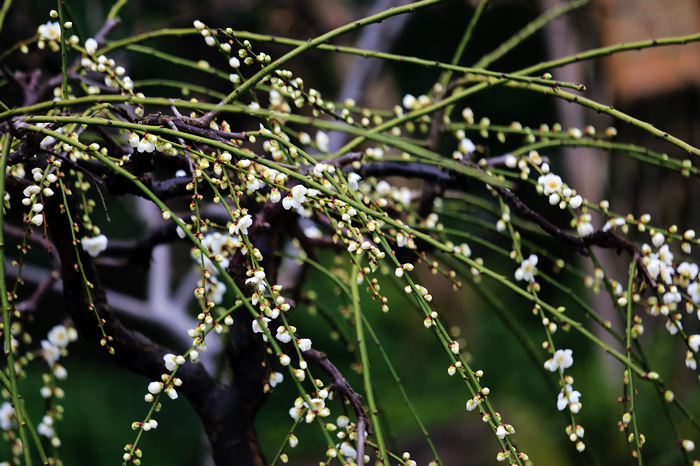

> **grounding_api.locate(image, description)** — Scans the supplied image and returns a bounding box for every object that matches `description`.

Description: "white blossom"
[348,172,361,191]
[148,382,162,394]
[85,38,98,55]
[557,384,581,411]
[232,214,253,236]
[0,402,16,431]
[689,335,700,353]
[245,270,267,292]
[315,131,329,152]
[47,325,70,348]
[269,372,284,387]
[544,349,573,372]
[298,338,312,352]
[282,185,308,210]
[38,21,61,41]
[41,340,60,367]
[515,254,538,282]
[163,353,178,372]
[82,234,108,257]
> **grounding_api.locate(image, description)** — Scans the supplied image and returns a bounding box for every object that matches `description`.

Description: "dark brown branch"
[494,185,656,287]
[305,348,369,462]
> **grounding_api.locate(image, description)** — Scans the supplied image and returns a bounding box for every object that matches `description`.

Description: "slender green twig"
[57,0,68,100]
[0,135,32,466]
[625,262,643,464]
[474,0,588,69]
[351,264,389,465]
[501,79,700,157]
[0,0,12,36]
[107,0,129,20]
[201,0,453,123]
[438,0,489,89]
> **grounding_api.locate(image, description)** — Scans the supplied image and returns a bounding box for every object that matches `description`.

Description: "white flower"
[577,220,594,236]
[677,262,699,286]
[289,407,302,421]
[165,387,178,400]
[232,214,253,236]
[148,382,162,394]
[305,398,325,411]
[282,185,308,210]
[229,57,240,68]
[338,442,357,459]
[245,270,267,292]
[137,138,155,153]
[85,38,98,55]
[569,195,583,209]
[466,397,481,411]
[47,325,70,348]
[348,172,361,191]
[289,434,299,448]
[38,21,61,41]
[496,425,507,439]
[30,214,44,226]
[315,131,330,152]
[557,384,581,411]
[666,320,681,335]
[538,173,563,195]
[81,234,108,257]
[270,189,281,203]
[460,138,476,154]
[544,349,573,372]
[41,340,60,367]
[54,365,68,380]
[37,421,55,438]
[402,94,416,109]
[275,327,293,344]
[652,232,665,248]
[0,402,16,431]
[658,244,673,265]
[163,353,178,372]
[689,335,700,353]
[298,338,312,352]
[252,317,270,334]
[515,254,538,282]
[269,372,284,388]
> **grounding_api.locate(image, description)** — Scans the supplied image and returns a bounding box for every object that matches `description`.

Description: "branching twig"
[494,185,656,287]
[306,348,369,462]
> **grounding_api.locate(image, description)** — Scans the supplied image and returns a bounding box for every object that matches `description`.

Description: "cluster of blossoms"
[37,20,61,51]
[544,349,585,451]
[36,325,78,447]
[21,167,57,227]
[536,172,583,210]
[127,132,176,156]
[144,353,185,403]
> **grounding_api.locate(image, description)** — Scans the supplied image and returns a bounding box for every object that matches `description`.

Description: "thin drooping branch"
[42,187,268,466]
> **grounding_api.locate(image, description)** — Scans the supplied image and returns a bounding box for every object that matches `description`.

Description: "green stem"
[0,370,49,464]
[501,79,700,157]
[57,0,68,101]
[439,0,489,89]
[625,262,643,464]
[107,0,129,20]
[351,264,389,465]
[473,0,588,69]
[202,0,452,122]
[0,135,32,465]
[0,0,12,36]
